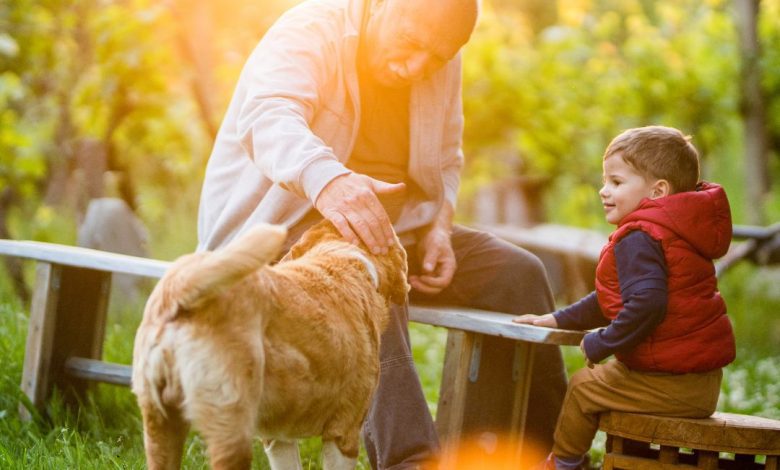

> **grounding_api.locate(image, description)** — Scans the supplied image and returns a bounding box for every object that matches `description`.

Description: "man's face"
[362,0,476,87]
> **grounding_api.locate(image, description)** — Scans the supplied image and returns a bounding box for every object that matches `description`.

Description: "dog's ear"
[175,224,287,311]
[286,220,341,260]
[378,243,410,305]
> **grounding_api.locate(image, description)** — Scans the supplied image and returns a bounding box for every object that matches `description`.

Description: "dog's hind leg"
[141,405,188,470]
[322,440,357,470]
[263,439,302,470]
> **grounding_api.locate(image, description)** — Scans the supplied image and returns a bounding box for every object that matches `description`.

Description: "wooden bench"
[599,411,780,469]
[0,238,584,458]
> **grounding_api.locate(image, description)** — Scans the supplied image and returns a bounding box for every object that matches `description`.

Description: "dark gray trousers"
[361,225,568,469]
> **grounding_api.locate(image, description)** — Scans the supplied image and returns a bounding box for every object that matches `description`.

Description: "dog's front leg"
[263,439,302,470]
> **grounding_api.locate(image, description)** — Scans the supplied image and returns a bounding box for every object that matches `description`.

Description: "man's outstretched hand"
[315,173,405,255]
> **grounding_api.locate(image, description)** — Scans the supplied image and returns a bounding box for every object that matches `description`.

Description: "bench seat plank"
[409,305,585,345]
[600,411,780,456]
[0,239,169,278]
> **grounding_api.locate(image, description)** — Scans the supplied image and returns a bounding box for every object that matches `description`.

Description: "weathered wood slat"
[20,263,60,419]
[0,239,170,278]
[600,411,780,456]
[604,453,699,470]
[408,305,585,345]
[64,357,131,387]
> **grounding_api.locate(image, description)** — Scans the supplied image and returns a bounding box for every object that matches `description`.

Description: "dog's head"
[286,220,410,305]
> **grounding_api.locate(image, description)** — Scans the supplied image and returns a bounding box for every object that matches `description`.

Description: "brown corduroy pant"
[553,359,722,459]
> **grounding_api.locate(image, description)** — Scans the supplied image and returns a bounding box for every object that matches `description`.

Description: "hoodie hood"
[619,182,732,259]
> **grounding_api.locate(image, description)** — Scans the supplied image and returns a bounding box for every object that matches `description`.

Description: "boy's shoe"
[531,452,589,470]
[530,453,557,470]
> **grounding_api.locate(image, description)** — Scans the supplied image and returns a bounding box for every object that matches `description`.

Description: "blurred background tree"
[1,0,778,275]
[460,0,779,230]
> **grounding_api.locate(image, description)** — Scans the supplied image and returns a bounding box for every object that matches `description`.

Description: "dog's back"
[132,221,407,470]
[132,224,287,469]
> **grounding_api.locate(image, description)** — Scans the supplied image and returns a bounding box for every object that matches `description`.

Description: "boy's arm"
[582,231,668,364]
[513,291,607,328]
[553,292,610,330]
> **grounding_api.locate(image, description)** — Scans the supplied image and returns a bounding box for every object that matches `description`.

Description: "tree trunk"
[170,0,220,142]
[734,0,769,225]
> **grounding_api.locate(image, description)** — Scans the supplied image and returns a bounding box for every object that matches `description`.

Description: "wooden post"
[435,330,474,442]
[509,341,535,462]
[20,263,111,419]
[20,263,61,419]
[696,450,719,469]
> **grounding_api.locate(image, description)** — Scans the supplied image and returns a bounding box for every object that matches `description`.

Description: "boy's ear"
[651,179,671,199]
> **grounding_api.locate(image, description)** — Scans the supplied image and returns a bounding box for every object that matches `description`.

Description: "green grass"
[0,265,778,469]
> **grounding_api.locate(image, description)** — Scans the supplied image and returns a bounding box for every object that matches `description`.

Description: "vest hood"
[620,182,732,259]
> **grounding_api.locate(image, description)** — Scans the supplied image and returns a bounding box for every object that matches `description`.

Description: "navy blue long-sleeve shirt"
[553,230,669,363]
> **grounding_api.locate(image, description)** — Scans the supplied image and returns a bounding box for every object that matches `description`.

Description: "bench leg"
[509,341,535,461]
[20,263,111,419]
[435,330,475,443]
[435,333,546,467]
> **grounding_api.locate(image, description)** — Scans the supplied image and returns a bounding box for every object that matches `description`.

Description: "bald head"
[362,0,479,87]
[401,0,478,55]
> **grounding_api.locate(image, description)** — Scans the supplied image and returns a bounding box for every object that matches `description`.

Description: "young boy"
[514,125,736,470]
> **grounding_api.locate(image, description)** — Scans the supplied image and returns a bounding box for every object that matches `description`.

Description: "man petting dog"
[196,0,568,467]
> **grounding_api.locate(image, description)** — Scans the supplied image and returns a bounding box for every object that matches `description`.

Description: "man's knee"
[503,248,548,287]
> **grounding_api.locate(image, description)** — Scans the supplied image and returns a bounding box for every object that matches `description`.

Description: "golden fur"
[132,221,408,469]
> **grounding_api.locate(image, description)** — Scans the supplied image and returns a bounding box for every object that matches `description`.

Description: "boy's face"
[599,154,661,225]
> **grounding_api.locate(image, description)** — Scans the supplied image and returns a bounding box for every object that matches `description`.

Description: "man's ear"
[651,179,671,199]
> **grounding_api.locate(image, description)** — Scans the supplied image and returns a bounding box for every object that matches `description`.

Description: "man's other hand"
[409,226,456,295]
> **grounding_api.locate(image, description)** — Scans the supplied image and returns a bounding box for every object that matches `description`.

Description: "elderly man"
[197,0,568,467]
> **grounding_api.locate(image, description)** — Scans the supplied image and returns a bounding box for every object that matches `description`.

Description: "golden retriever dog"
[132,220,408,470]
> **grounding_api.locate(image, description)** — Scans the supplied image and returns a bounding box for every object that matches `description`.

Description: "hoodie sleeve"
[235,8,351,203]
[553,292,609,330]
[582,231,668,363]
[439,55,465,209]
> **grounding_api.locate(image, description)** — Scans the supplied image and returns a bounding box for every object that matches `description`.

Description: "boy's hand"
[512,313,558,328]
[580,338,595,369]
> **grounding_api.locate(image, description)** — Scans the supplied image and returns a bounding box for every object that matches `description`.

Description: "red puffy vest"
[595,182,736,373]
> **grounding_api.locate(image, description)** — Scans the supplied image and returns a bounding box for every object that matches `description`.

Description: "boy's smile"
[599,154,661,225]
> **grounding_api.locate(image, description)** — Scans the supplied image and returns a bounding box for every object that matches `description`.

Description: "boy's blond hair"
[604,126,700,193]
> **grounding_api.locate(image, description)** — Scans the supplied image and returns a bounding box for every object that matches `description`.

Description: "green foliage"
[461,0,779,227]
[0,0,209,252]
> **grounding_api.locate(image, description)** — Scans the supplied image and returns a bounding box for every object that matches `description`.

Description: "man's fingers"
[411,273,450,288]
[372,180,406,196]
[421,247,441,273]
[315,174,398,252]
[357,192,395,252]
[409,275,446,295]
[324,211,358,245]
[345,183,394,253]
[512,315,536,324]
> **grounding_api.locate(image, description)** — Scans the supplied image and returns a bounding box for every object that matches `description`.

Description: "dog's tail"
[177,223,288,311]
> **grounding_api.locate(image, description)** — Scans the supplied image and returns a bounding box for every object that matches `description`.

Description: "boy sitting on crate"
[515,125,736,470]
